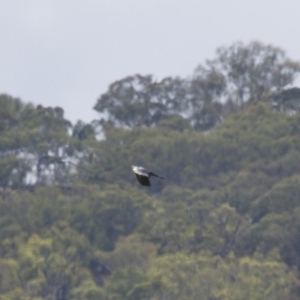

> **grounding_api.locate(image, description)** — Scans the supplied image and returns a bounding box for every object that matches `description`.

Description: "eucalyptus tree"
[270,87,300,114]
[0,95,34,188]
[94,74,188,130]
[22,104,74,185]
[187,66,226,130]
[206,41,300,107]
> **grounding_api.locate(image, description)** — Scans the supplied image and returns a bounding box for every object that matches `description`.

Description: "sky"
[1,0,300,124]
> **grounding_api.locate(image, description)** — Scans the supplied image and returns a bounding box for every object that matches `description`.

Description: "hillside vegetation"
[1,41,300,299]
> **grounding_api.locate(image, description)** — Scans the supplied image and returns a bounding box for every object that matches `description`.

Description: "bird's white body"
[132,166,149,177]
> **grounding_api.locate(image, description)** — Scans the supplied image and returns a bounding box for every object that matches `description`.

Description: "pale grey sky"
[1,0,300,124]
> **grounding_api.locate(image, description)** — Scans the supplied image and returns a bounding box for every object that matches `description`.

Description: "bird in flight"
[132,166,164,186]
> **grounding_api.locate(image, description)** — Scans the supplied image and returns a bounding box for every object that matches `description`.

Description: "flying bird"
[132,166,164,186]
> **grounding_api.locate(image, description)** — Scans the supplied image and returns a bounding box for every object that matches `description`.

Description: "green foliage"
[2,42,300,299]
[0,95,74,188]
[271,87,300,113]
[106,252,296,300]
[208,41,300,105]
[94,41,300,132]
[94,75,188,129]
[158,115,192,132]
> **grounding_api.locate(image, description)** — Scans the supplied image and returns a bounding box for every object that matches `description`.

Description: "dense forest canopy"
[1,41,300,299]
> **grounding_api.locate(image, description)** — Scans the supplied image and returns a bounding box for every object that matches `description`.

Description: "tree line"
[1,41,300,299]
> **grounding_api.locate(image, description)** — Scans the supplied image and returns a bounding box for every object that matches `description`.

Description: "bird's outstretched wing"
[150,172,164,179]
[135,174,151,186]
